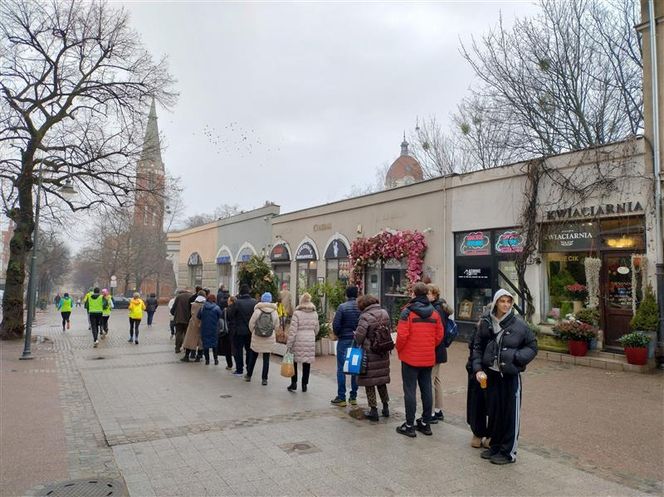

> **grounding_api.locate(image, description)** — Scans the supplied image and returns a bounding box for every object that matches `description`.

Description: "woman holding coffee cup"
[470,289,538,465]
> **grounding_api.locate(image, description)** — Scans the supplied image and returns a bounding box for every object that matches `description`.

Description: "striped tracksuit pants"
[486,369,522,461]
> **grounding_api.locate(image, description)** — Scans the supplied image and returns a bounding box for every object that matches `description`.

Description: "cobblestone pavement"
[4,306,663,496]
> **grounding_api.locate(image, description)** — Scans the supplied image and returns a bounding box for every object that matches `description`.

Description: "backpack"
[443,314,458,347]
[369,320,394,355]
[254,310,275,337]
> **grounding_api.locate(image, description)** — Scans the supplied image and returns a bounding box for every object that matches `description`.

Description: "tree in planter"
[237,256,277,299]
[630,286,659,333]
[0,0,176,339]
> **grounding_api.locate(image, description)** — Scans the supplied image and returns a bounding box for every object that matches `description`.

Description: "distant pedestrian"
[428,284,453,423]
[395,282,443,438]
[54,293,61,309]
[101,288,113,338]
[128,292,146,344]
[218,295,235,370]
[246,292,279,385]
[471,289,538,465]
[331,286,361,407]
[354,295,392,422]
[189,286,203,305]
[168,295,176,339]
[216,284,230,311]
[198,294,222,365]
[227,284,257,377]
[181,291,205,362]
[57,292,73,331]
[86,287,105,348]
[172,288,193,353]
[146,293,159,326]
[278,283,293,331]
[83,288,93,330]
[286,292,318,393]
[75,297,81,308]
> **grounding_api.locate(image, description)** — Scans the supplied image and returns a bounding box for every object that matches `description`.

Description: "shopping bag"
[281,352,295,378]
[343,345,364,375]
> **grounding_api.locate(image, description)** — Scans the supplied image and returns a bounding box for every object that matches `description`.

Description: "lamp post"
[20,172,76,360]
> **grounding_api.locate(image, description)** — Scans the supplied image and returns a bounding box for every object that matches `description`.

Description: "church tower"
[133,98,166,229]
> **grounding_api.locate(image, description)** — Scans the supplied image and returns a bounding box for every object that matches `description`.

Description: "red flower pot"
[568,340,588,357]
[624,347,648,366]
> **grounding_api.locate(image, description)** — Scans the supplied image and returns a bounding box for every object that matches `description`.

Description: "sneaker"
[490,453,515,465]
[482,438,492,449]
[100,334,105,340]
[330,397,347,407]
[415,418,432,436]
[232,372,244,377]
[244,375,251,382]
[67,322,71,330]
[180,356,190,362]
[364,408,379,422]
[134,341,139,345]
[128,337,133,342]
[287,384,297,392]
[93,341,98,348]
[214,359,219,365]
[434,410,444,421]
[349,397,357,406]
[301,385,307,393]
[225,366,233,371]
[261,379,268,386]
[396,422,416,438]
[481,448,499,460]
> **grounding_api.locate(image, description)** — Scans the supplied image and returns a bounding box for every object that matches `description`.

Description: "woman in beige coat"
[181,292,205,362]
[286,293,319,393]
[247,292,279,385]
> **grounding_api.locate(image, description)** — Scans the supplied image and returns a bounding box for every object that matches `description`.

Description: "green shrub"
[618,331,651,348]
[630,286,659,332]
[237,256,278,298]
[575,308,599,326]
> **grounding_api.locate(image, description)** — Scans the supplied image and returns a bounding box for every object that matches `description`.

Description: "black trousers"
[61,311,71,329]
[401,362,433,425]
[291,362,310,386]
[202,348,218,363]
[233,334,252,374]
[90,313,102,341]
[175,323,187,352]
[247,351,270,380]
[102,315,110,333]
[486,370,522,461]
[129,318,141,338]
[466,370,490,438]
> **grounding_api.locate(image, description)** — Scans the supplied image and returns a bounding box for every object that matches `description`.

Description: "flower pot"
[568,340,588,357]
[572,300,584,314]
[624,347,648,366]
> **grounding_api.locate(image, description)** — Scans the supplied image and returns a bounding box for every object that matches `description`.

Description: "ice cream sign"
[495,230,524,253]
[460,231,491,256]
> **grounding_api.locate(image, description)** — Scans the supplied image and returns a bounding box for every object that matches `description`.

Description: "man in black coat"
[216,284,230,311]
[227,284,257,376]
[171,288,193,353]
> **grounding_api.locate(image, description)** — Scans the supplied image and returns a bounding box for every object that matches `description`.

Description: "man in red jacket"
[396,282,444,437]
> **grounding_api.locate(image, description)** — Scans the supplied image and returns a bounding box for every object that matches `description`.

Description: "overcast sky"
[122,1,538,222]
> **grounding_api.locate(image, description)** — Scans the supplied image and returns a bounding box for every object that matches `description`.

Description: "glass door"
[601,253,634,348]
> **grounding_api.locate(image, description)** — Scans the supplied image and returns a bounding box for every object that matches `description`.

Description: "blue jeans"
[336,339,358,400]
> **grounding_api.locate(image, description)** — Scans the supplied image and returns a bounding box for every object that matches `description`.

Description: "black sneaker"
[396,422,416,438]
[481,448,499,460]
[330,397,347,407]
[490,453,515,465]
[415,418,432,436]
[434,410,444,421]
[287,384,297,392]
[364,408,379,422]
[261,379,268,386]
[301,385,307,393]
[244,375,251,382]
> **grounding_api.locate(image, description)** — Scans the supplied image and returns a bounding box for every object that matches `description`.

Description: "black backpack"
[369,320,394,354]
[254,310,275,337]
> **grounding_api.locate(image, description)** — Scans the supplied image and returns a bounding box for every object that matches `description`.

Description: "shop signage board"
[270,243,290,262]
[456,266,491,284]
[324,239,349,259]
[459,231,491,256]
[541,222,599,252]
[296,242,316,260]
[545,201,643,221]
[238,247,254,262]
[216,255,231,264]
[495,230,525,253]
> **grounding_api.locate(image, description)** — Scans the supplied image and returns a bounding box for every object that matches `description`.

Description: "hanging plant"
[631,254,648,313]
[584,257,601,309]
[349,230,427,292]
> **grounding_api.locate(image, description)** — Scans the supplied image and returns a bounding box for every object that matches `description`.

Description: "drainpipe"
[647,0,664,368]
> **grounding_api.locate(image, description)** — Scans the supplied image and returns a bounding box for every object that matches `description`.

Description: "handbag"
[281,352,295,378]
[343,342,365,375]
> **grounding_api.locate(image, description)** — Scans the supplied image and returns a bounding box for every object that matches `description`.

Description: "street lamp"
[20,171,76,360]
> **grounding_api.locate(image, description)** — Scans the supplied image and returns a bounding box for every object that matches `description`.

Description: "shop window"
[545,253,588,318]
[297,260,318,300]
[326,259,350,286]
[599,217,645,251]
[382,258,408,296]
[190,264,203,288]
[217,263,231,290]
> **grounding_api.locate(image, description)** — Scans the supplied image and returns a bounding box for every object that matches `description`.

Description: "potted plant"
[618,332,651,365]
[574,307,600,349]
[565,283,588,313]
[546,308,560,325]
[629,286,659,359]
[553,319,597,357]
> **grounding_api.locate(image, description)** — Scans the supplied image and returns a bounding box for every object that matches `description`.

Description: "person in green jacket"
[101,288,114,338]
[86,287,106,347]
[57,292,73,331]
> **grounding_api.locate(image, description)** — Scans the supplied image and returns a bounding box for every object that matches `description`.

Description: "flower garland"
[631,254,647,314]
[584,257,601,309]
[349,230,427,292]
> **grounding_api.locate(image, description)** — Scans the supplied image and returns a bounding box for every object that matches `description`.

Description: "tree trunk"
[1,170,36,340]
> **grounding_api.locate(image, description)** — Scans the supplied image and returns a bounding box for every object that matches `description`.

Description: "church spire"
[400,131,409,156]
[140,97,163,168]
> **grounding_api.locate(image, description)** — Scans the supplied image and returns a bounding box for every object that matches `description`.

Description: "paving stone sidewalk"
[4,307,662,497]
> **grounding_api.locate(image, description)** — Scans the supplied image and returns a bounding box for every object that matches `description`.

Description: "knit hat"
[261,292,272,303]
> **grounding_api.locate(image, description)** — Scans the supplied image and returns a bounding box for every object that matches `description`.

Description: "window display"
[324,238,350,286]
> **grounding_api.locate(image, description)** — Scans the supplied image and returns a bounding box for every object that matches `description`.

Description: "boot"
[381,404,390,418]
[301,384,307,393]
[287,382,297,392]
[364,407,379,422]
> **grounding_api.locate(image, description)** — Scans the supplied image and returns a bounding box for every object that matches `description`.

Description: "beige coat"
[286,303,319,364]
[182,301,203,350]
[249,302,279,354]
[279,289,293,316]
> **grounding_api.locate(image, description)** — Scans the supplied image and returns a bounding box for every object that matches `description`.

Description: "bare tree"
[180,203,241,230]
[410,117,461,177]
[33,229,70,304]
[0,0,176,339]
[460,0,642,158]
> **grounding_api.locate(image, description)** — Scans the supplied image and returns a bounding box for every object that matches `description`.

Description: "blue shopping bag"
[343,344,364,375]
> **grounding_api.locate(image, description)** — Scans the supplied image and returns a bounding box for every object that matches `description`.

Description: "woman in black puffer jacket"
[470,289,537,466]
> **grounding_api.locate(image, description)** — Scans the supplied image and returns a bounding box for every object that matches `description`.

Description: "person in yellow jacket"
[128,292,146,344]
[83,288,93,331]
[57,292,73,331]
[86,287,105,347]
[100,289,114,338]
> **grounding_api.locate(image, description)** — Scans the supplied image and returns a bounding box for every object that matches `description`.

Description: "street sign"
[110,280,117,288]
[110,275,117,281]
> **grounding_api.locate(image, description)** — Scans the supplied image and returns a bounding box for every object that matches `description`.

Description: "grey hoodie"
[489,289,514,371]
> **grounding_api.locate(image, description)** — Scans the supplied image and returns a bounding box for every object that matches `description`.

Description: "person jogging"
[86,287,105,348]
[101,289,114,338]
[57,292,73,331]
